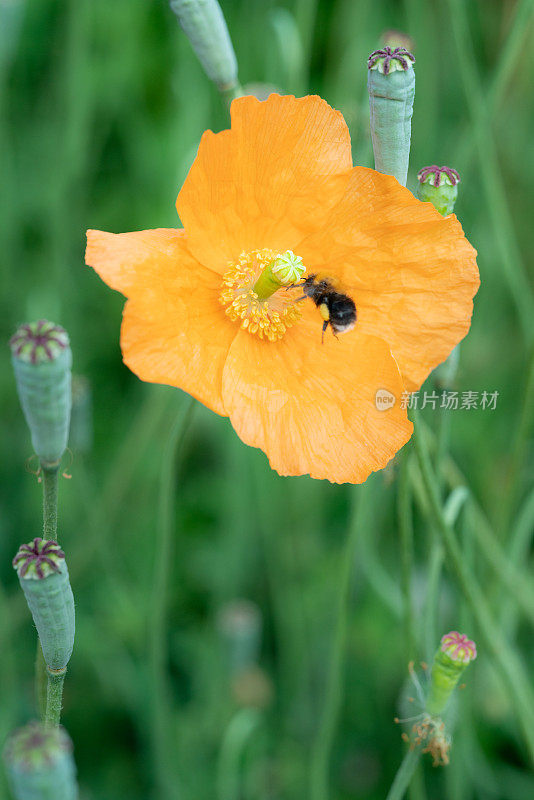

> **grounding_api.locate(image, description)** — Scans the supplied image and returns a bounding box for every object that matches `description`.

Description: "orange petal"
[298,168,480,392]
[85,227,222,296]
[86,228,236,415]
[177,94,353,273]
[222,309,413,484]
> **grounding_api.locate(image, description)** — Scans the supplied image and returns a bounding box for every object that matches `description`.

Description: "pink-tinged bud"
[3,721,77,799]
[13,539,75,671]
[13,538,65,580]
[10,320,72,465]
[367,46,415,75]
[440,631,477,665]
[417,166,460,216]
[425,631,477,717]
[417,165,460,188]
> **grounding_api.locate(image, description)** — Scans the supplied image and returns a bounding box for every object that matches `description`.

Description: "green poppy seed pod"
[13,539,75,672]
[10,320,72,467]
[169,0,238,92]
[367,46,415,187]
[426,631,477,717]
[417,165,460,216]
[3,721,77,800]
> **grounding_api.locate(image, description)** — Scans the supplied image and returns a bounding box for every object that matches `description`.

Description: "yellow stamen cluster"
[219,249,303,342]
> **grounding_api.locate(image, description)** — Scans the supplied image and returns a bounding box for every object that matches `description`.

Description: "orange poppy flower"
[86,94,478,483]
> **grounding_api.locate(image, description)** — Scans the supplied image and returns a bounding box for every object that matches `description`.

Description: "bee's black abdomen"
[301,275,357,337]
[330,293,356,321]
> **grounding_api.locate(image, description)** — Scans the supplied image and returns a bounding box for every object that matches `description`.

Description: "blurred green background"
[1,0,534,797]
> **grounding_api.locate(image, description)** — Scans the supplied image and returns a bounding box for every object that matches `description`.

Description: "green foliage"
[1,0,534,798]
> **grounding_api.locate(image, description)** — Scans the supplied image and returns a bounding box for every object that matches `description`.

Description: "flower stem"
[412,412,534,764]
[44,669,66,728]
[37,462,61,720]
[386,746,422,800]
[148,397,196,799]
[41,463,59,541]
[310,486,362,800]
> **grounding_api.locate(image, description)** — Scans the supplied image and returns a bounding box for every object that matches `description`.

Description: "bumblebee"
[291,274,357,341]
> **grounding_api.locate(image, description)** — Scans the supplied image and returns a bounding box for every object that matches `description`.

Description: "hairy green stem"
[310,486,362,800]
[413,413,534,763]
[37,463,61,720]
[149,397,196,799]
[41,464,59,541]
[386,746,422,800]
[45,669,66,728]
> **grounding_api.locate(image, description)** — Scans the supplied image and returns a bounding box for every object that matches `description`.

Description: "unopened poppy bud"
[417,165,460,216]
[367,46,415,187]
[426,631,476,717]
[3,721,77,800]
[10,320,72,467]
[169,0,239,92]
[13,539,75,672]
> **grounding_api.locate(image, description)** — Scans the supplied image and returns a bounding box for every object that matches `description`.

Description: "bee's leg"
[321,320,329,344]
[294,294,308,303]
[284,281,306,291]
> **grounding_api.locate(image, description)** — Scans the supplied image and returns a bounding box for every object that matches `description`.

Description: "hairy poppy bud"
[367,46,415,187]
[417,165,460,216]
[10,320,72,467]
[426,631,476,717]
[169,0,239,92]
[3,721,77,800]
[13,539,75,672]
